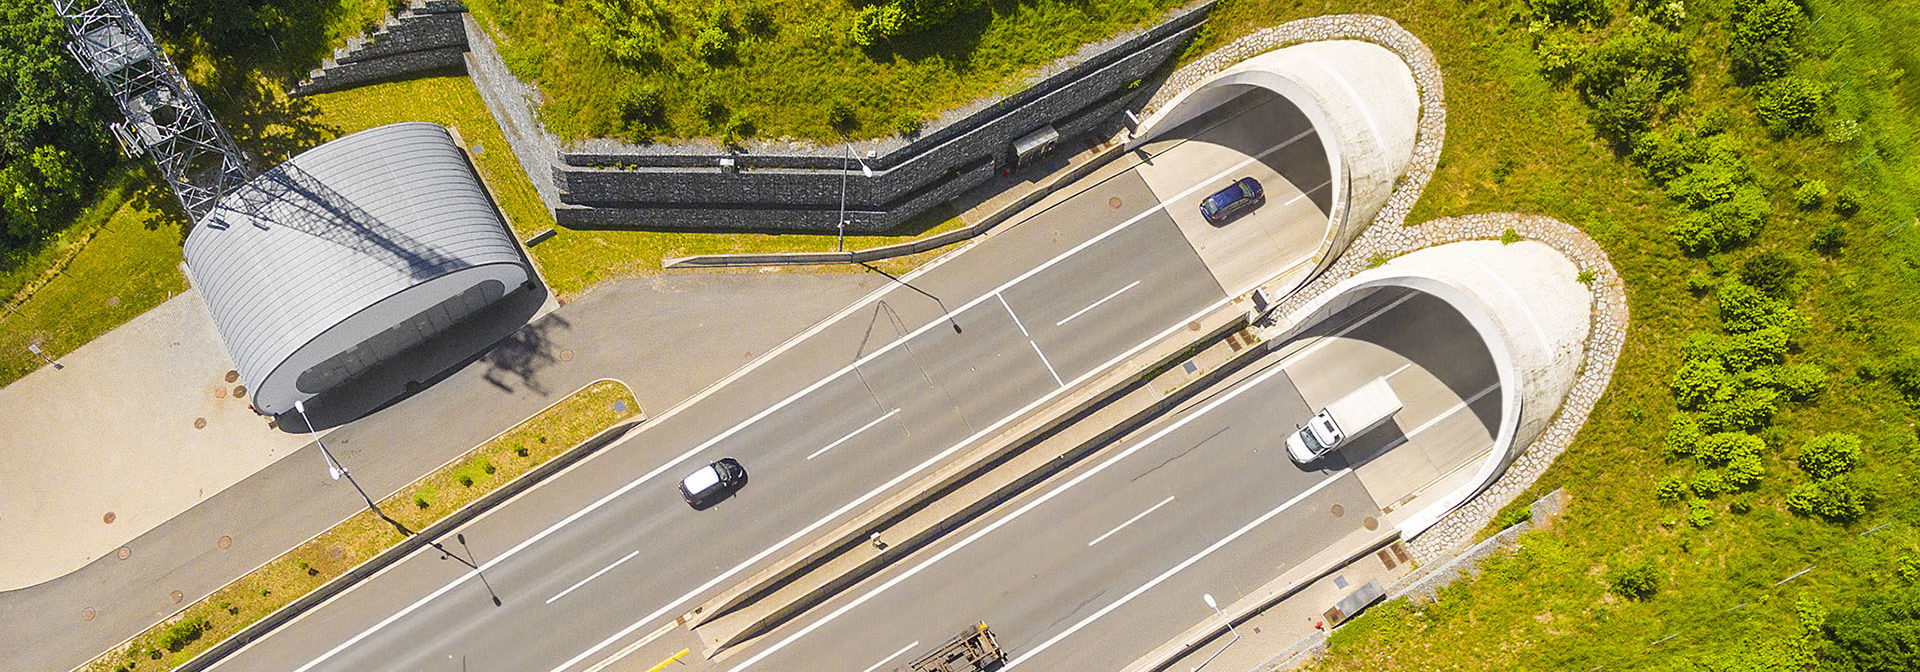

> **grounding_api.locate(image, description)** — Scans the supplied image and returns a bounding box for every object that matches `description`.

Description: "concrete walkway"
[0,271,876,672]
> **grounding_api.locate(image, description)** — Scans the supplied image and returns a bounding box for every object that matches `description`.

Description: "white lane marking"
[1282,179,1334,207]
[556,296,1232,672]
[1385,363,1413,379]
[546,551,641,605]
[999,294,1032,338]
[287,120,1304,672]
[809,409,902,461]
[859,642,921,672]
[1391,382,1500,445]
[1283,291,1419,365]
[723,339,1322,672]
[1002,474,1348,671]
[1031,340,1066,387]
[578,621,678,672]
[1055,280,1142,328]
[1087,496,1176,547]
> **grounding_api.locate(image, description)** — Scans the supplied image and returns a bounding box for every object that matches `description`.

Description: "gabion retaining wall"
[291,1,469,96]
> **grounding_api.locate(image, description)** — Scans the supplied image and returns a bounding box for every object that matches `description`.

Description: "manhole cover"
[232,385,246,399]
[170,590,183,604]
[1109,197,1122,209]
[1330,504,1346,518]
[107,296,119,307]
[102,512,116,524]
[1364,516,1379,531]
[1188,321,1202,332]
[117,546,131,560]
[194,417,207,429]
[225,370,239,383]
[217,535,231,550]
[213,387,227,399]
[561,349,574,362]
[81,607,94,621]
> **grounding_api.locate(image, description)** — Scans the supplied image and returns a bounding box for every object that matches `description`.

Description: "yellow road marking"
[645,649,690,672]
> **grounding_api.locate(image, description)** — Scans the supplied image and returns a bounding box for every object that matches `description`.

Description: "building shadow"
[275,280,555,431]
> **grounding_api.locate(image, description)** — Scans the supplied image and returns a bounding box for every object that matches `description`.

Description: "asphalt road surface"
[715,288,1498,672]
[203,98,1326,672]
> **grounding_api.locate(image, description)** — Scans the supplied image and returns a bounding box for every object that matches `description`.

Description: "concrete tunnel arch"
[1130,40,1421,281]
[1271,240,1592,537]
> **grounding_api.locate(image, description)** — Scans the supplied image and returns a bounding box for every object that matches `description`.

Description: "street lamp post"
[293,400,386,521]
[1192,593,1242,671]
[26,343,63,370]
[836,141,873,252]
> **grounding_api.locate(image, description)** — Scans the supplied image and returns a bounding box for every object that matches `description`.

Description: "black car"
[679,458,748,509]
[1200,177,1265,225]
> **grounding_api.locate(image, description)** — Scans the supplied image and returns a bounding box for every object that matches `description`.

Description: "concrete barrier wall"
[291,1,469,96]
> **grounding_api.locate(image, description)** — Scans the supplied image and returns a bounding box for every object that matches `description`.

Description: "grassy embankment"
[79,380,638,672]
[1184,0,1920,669]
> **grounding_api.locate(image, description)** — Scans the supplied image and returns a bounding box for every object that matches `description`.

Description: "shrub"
[1886,355,1920,404]
[1821,585,1920,670]
[1591,74,1662,147]
[1532,0,1611,26]
[1701,386,1779,432]
[1755,77,1828,136]
[1672,359,1729,409]
[1672,188,1769,253]
[827,100,857,133]
[1686,270,1718,294]
[1681,332,1730,363]
[1773,363,1827,400]
[619,84,665,127]
[1691,469,1730,497]
[741,5,775,34]
[1798,433,1861,479]
[1656,473,1690,501]
[1697,432,1765,466]
[1728,0,1807,85]
[1536,33,1587,81]
[1723,327,1789,371]
[851,3,907,46]
[1577,28,1692,101]
[414,494,430,509]
[1723,450,1766,490]
[1786,478,1867,522]
[157,617,208,653]
[1501,227,1522,245]
[456,473,474,487]
[693,25,735,64]
[1607,560,1662,600]
[1664,412,1705,458]
[1792,180,1828,210]
[1812,224,1847,255]
[1686,503,1716,528]
[1718,281,1804,334]
[1834,186,1865,216]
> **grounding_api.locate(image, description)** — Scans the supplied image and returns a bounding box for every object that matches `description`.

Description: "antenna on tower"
[53,0,254,223]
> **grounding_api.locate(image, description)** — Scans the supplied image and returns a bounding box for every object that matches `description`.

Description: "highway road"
[204,93,1329,672]
[714,288,1499,672]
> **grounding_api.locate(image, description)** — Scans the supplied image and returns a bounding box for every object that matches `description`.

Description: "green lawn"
[465,0,1187,142]
[0,171,188,387]
[1185,0,1920,670]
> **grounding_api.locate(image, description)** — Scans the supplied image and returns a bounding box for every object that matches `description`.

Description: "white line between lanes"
[809,409,901,461]
[1056,280,1142,328]
[859,642,921,672]
[1087,496,1176,547]
[546,550,641,605]
[1391,382,1499,445]
[723,335,1317,672]
[284,122,1314,672]
[1282,179,1334,207]
[1030,340,1065,386]
[1002,473,1349,671]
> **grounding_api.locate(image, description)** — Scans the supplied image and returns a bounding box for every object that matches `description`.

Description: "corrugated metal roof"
[184,122,525,391]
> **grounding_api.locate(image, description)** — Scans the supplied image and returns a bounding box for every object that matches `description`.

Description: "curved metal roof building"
[185,122,532,416]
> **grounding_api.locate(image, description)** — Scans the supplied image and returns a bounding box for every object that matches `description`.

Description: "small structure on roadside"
[184,122,533,416]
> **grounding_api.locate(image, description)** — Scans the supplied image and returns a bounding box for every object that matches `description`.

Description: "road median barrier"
[684,303,1274,656]
[81,381,641,672]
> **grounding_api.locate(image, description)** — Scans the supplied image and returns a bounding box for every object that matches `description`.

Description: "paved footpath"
[0,271,878,672]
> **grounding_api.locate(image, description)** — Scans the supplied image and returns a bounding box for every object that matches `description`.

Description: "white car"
[679,458,748,509]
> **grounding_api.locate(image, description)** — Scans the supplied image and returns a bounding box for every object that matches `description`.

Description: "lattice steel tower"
[54,0,253,222]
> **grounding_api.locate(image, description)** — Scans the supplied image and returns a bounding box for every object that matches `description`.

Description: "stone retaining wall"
[291,1,469,96]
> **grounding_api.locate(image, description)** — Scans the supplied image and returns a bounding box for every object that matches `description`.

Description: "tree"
[1822,586,1920,671]
[0,0,113,248]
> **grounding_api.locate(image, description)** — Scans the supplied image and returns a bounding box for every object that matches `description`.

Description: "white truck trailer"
[1286,377,1403,463]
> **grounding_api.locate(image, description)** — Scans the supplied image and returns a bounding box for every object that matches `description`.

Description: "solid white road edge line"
[1001,473,1350,671]
[859,642,921,672]
[1087,496,1176,547]
[546,550,641,605]
[721,340,1316,672]
[808,409,901,461]
[286,125,1311,672]
[1056,279,1143,328]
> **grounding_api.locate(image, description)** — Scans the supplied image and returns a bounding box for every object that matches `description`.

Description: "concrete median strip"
[679,304,1268,657]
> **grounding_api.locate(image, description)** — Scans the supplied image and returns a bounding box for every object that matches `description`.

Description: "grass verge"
[78,380,639,672]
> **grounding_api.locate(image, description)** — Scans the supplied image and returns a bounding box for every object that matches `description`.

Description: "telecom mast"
[53,0,253,222]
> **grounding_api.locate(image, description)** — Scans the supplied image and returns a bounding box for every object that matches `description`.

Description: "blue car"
[1200,177,1265,225]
